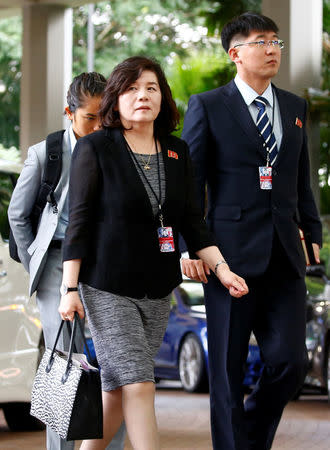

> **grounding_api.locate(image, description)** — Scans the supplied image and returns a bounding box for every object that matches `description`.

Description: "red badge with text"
[295,117,303,128]
[168,150,178,160]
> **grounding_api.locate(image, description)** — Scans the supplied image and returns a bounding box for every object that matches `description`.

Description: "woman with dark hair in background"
[59,56,248,450]
[8,72,126,450]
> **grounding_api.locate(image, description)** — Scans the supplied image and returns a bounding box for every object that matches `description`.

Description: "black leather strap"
[46,313,92,382]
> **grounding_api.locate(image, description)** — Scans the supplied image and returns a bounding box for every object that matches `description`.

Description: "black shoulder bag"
[9,130,65,262]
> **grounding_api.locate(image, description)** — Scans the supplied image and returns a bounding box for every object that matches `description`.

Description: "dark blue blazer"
[182,80,322,278]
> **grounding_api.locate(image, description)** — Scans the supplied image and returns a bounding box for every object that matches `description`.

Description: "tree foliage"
[0,16,21,149]
[201,0,261,34]
[1,0,257,149]
[168,50,235,135]
[72,0,220,77]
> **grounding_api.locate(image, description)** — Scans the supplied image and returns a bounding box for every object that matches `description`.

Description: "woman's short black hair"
[66,72,106,113]
[221,12,279,53]
[99,56,180,137]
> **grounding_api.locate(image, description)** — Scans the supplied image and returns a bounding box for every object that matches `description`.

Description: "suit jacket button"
[273,169,277,176]
[272,205,277,211]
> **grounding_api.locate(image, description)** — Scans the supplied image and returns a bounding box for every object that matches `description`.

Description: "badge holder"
[157,210,175,253]
[259,150,272,190]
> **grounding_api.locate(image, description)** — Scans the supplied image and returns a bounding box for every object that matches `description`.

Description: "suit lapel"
[159,136,172,211]
[108,130,180,220]
[110,128,156,220]
[30,128,71,295]
[221,81,264,158]
[272,86,291,168]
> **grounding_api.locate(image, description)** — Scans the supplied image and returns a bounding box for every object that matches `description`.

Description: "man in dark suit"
[181,12,322,450]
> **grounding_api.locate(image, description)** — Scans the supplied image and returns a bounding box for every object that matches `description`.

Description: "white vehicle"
[0,159,44,431]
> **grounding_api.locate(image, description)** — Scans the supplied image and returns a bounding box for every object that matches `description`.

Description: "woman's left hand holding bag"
[59,291,85,321]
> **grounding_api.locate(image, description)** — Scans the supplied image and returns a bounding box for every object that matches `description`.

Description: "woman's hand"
[216,265,249,298]
[58,291,85,321]
[181,258,210,283]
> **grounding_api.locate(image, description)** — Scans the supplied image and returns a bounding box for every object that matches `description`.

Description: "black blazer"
[63,128,215,298]
[181,80,322,279]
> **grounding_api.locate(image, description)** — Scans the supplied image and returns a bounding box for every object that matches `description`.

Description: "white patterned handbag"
[30,314,103,440]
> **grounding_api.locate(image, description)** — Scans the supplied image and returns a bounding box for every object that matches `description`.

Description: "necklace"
[139,153,152,170]
[124,134,155,170]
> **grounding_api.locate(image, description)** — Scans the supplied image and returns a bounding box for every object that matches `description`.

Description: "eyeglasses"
[233,40,284,50]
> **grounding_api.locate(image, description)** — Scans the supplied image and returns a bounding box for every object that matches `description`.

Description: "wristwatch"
[60,283,78,296]
[214,259,229,276]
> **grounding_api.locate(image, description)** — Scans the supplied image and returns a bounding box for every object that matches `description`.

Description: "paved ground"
[1,384,330,449]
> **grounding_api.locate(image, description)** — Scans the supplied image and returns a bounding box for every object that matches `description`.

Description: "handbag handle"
[46,313,93,383]
[65,320,78,354]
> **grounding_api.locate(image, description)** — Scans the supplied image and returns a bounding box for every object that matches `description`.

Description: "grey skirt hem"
[102,376,155,392]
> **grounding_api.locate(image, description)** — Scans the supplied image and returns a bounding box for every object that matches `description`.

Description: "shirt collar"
[234,74,273,107]
[68,125,77,154]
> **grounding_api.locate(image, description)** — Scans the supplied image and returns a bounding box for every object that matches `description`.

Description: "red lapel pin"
[295,117,303,128]
[168,150,178,160]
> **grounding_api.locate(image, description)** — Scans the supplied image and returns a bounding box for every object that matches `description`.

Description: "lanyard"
[125,137,165,227]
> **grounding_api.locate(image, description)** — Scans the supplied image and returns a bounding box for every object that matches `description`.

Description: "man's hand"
[312,243,320,264]
[181,258,210,283]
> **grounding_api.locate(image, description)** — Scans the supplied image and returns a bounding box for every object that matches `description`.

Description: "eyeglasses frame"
[233,40,284,50]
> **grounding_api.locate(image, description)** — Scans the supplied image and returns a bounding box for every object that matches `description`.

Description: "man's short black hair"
[221,12,279,53]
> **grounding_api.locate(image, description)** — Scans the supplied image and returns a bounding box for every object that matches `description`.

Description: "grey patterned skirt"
[79,283,171,391]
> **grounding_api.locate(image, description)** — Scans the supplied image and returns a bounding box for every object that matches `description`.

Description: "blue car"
[153,280,262,393]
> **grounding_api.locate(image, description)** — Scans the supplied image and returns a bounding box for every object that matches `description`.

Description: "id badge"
[157,226,175,253]
[259,166,272,190]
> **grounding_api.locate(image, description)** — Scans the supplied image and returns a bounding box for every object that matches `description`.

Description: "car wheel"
[3,402,45,431]
[179,333,208,393]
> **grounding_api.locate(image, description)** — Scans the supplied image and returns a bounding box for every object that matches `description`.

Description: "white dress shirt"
[234,74,282,149]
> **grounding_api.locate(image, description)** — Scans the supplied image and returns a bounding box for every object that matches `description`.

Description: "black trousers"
[204,233,308,450]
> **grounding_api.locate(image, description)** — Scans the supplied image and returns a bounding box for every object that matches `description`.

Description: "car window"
[0,172,17,241]
[178,282,205,307]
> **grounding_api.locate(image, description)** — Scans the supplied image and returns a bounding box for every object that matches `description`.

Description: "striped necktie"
[254,96,278,165]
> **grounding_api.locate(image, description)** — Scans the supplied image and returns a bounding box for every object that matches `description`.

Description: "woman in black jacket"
[59,56,248,450]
